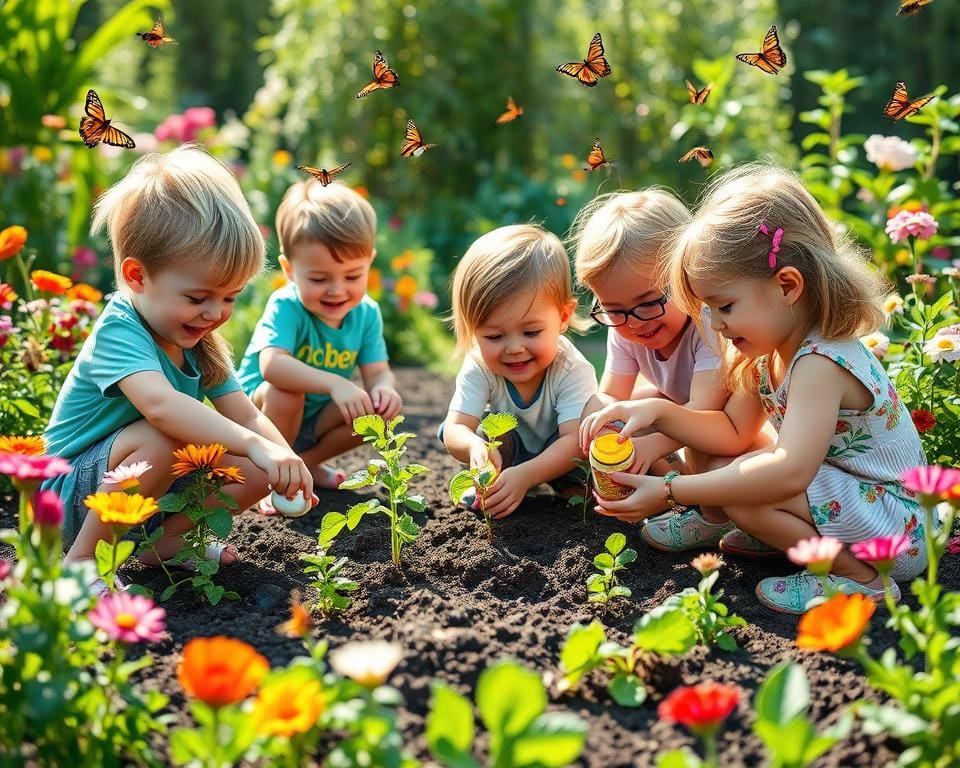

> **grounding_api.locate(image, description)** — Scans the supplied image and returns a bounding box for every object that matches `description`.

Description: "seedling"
[660,555,746,651]
[449,412,518,539]
[318,414,429,566]
[566,457,595,523]
[587,532,636,603]
[300,546,359,615]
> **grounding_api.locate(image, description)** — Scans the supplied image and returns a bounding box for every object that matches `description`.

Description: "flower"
[270,271,287,290]
[0,559,10,581]
[391,250,415,272]
[41,114,67,130]
[272,149,292,167]
[83,492,158,527]
[910,408,937,433]
[887,201,927,219]
[0,453,71,489]
[882,294,904,316]
[89,592,166,643]
[691,552,724,576]
[943,267,960,280]
[170,443,244,483]
[251,669,324,736]
[329,640,403,687]
[102,461,153,491]
[850,535,911,574]
[31,489,63,528]
[885,210,938,243]
[0,283,17,310]
[864,134,918,172]
[947,536,960,555]
[367,267,382,296]
[276,591,312,638]
[0,315,11,347]
[797,592,875,653]
[394,275,417,300]
[860,332,889,359]
[183,106,217,130]
[178,636,269,707]
[414,291,439,309]
[66,283,102,303]
[905,273,936,286]
[901,465,960,498]
[0,225,27,261]
[923,332,960,363]
[30,270,73,295]
[786,536,844,576]
[658,682,741,737]
[0,435,46,455]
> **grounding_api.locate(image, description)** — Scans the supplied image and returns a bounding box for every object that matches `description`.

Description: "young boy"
[237,181,401,513]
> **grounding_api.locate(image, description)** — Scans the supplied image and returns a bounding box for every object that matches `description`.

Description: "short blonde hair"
[668,163,888,391]
[91,144,264,388]
[571,189,691,288]
[451,224,586,352]
[275,180,376,262]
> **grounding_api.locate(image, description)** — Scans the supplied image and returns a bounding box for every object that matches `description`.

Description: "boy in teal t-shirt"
[237,180,402,512]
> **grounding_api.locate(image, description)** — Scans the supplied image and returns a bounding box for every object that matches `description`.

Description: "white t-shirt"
[605,308,720,404]
[448,336,598,453]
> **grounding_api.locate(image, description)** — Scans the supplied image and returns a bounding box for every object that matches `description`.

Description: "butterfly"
[556,33,612,87]
[495,96,524,125]
[883,81,935,120]
[686,80,713,105]
[136,17,177,48]
[297,162,352,186]
[400,119,436,157]
[584,139,611,172]
[356,51,400,99]
[735,25,787,75]
[78,90,135,149]
[897,0,933,15]
[679,147,714,167]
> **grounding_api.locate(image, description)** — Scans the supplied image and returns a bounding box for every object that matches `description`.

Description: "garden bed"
[3,367,956,767]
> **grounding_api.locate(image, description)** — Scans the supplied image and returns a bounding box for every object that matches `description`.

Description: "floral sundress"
[756,333,928,581]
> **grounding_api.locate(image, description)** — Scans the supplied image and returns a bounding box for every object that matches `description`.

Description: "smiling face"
[281,241,373,328]
[589,267,690,357]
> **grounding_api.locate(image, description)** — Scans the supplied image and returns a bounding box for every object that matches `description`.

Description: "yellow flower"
[0,435,46,455]
[894,249,911,266]
[0,225,28,261]
[560,153,577,170]
[67,283,103,303]
[394,274,417,300]
[270,271,287,290]
[30,269,72,295]
[272,149,292,167]
[251,669,324,736]
[32,146,53,163]
[390,250,415,272]
[84,492,158,526]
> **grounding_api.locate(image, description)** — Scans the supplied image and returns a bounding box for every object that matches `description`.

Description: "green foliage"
[586,532,636,604]
[319,414,429,565]
[565,457,595,523]
[660,564,747,651]
[300,547,359,615]
[426,660,588,768]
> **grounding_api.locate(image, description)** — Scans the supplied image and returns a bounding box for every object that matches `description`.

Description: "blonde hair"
[571,189,691,288]
[92,143,264,388]
[275,180,376,262]
[668,163,888,392]
[451,224,587,352]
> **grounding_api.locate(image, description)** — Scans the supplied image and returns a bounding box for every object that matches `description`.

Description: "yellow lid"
[591,432,633,464]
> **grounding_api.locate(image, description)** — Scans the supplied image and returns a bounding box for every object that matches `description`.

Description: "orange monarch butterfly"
[556,33,612,87]
[495,96,524,125]
[883,81,935,120]
[136,17,177,48]
[78,90,135,149]
[897,0,933,15]
[679,147,714,167]
[584,139,611,172]
[686,80,713,105]
[297,162,352,186]
[735,25,786,75]
[356,51,400,99]
[400,119,436,157]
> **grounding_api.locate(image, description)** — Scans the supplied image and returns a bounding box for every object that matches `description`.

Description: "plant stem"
[703,732,719,768]
[923,119,941,180]
[206,705,220,768]
[108,529,119,591]
[924,504,937,590]
[880,572,898,617]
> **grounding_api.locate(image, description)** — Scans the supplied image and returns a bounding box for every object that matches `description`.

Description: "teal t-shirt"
[236,285,388,423]
[42,293,240,502]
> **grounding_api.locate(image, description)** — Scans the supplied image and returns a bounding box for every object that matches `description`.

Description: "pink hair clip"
[758,223,784,268]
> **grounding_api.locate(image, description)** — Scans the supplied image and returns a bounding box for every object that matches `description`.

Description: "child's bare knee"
[259,382,304,410]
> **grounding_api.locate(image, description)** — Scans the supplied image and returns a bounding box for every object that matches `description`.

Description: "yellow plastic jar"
[589,432,635,501]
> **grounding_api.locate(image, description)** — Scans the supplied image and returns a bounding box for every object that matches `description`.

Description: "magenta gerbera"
[850,535,911,574]
[89,592,166,644]
[901,465,960,498]
[0,453,72,490]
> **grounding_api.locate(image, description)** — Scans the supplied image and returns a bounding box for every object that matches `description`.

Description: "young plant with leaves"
[565,457,595,523]
[660,554,747,651]
[587,532,636,603]
[318,414,429,566]
[449,412,518,539]
[300,546,359,615]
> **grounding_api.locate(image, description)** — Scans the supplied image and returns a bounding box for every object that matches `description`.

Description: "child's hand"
[248,438,315,500]
[329,379,375,425]
[578,400,660,454]
[482,466,530,519]
[593,472,666,524]
[370,384,403,421]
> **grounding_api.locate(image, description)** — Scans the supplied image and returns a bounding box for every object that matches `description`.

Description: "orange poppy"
[0,435,46,455]
[84,491,159,527]
[30,270,73,295]
[251,669,324,736]
[797,592,875,653]
[178,636,269,707]
[67,283,103,303]
[0,226,27,261]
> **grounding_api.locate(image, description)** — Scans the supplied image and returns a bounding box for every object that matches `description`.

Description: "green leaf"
[476,661,545,738]
[608,585,632,599]
[615,548,637,566]
[13,398,40,417]
[480,411,518,440]
[593,553,615,570]
[114,539,135,568]
[207,507,233,539]
[755,662,809,725]
[94,539,114,579]
[450,471,477,504]
[158,492,189,513]
[510,712,588,766]
[339,468,375,489]
[633,606,697,655]
[204,583,225,605]
[426,683,478,768]
[160,584,177,601]
[396,514,420,542]
[403,494,427,513]
[608,674,647,707]
[353,414,385,438]
[318,511,347,547]
[559,621,606,689]
[347,498,380,529]
[170,727,207,763]
[716,632,738,652]
[604,532,626,555]
[657,749,703,768]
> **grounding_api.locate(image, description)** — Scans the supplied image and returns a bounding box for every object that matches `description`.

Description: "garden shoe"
[87,574,127,600]
[162,542,236,572]
[719,528,782,558]
[256,495,280,516]
[755,571,902,614]
[641,507,734,552]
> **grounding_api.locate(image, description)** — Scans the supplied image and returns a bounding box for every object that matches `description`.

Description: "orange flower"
[797,592,875,653]
[390,250,415,272]
[352,185,369,199]
[270,271,287,290]
[84,492,159,526]
[41,114,67,130]
[394,275,417,300]
[0,435,46,455]
[0,226,27,261]
[276,591,312,638]
[0,283,17,306]
[367,267,382,297]
[178,636,268,707]
[251,669,324,736]
[31,270,72,295]
[67,283,103,303]
[170,443,243,483]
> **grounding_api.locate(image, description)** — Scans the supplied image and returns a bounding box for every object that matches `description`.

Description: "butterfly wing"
[897,0,932,15]
[297,165,329,184]
[686,80,712,104]
[679,147,714,167]
[372,51,399,86]
[585,139,607,171]
[102,125,136,149]
[583,32,612,79]
[736,25,785,74]
[84,89,106,121]
[495,96,522,124]
[325,162,351,182]
[79,90,108,147]
[557,61,590,83]
[883,81,934,119]
[400,119,423,157]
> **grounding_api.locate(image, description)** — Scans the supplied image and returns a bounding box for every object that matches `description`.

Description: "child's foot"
[141,542,238,568]
[641,507,734,552]
[718,528,781,558]
[313,464,347,490]
[755,571,901,614]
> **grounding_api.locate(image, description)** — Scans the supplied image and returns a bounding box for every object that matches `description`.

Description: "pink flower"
[947,537,960,555]
[787,536,844,576]
[89,592,166,644]
[850,535,911,574]
[901,465,960,497]
[413,291,438,309]
[0,559,10,581]
[71,247,97,268]
[885,210,938,243]
[156,114,190,143]
[102,461,152,491]
[183,106,216,130]
[0,315,12,347]
[31,489,63,528]
[0,453,72,490]
[931,245,951,260]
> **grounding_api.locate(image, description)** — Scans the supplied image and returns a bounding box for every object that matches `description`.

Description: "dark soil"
[3,367,957,767]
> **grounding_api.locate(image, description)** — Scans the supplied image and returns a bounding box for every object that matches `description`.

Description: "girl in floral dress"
[581,164,928,613]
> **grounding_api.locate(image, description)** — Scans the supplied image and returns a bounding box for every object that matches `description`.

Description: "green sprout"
[587,532,636,603]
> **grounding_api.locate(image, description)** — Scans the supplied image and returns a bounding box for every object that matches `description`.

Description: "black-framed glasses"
[589,295,669,327]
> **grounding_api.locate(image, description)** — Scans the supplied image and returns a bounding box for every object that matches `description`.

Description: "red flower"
[910,409,936,433]
[658,682,740,737]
